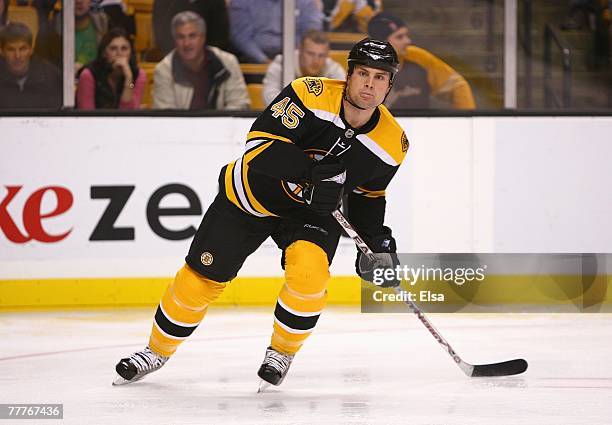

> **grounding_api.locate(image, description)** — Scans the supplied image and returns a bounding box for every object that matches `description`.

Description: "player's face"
[174,22,206,64]
[299,39,329,76]
[2,40,33,77]
[387,27,411,55]
[346,64,391,109]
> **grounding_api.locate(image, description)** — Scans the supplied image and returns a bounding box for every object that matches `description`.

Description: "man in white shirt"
[262,29,345,105]
[153,11,250,110]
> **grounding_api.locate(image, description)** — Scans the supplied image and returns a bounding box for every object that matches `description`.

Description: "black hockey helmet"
[347,38,399,77]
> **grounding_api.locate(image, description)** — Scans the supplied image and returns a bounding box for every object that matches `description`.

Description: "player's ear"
[346,64,355,79]
[386,71,394,94]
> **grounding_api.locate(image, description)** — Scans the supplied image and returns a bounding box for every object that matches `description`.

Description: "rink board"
[1,274,611,310]
[1,116,611,308]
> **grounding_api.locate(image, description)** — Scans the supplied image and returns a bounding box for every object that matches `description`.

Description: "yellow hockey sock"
[271,241,329,355]
[149,264,226,357]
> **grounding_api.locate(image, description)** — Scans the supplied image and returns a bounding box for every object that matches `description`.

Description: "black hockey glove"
[302,156,346,216]
[356,226,400,287]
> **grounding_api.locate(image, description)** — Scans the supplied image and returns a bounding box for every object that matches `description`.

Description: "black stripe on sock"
[154,306,198,338]
[274,302,320,331]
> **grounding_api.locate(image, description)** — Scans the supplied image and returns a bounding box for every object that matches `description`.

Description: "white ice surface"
[0,308,610,425]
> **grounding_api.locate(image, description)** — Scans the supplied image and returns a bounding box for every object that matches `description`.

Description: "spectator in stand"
[153,11,250,110]
[1,0,8,30]
[229,0,323,64]
[74,0,109,70]
[0,22,61,109]
[322,0,382,33]
[153,0,229,56]
[76,27,145,109]
[34,0,108,72]
[31,1,59,32]
[97,0,136,39]
[368,12,475,110]
[262,29,345,105]
[561,0,610,68]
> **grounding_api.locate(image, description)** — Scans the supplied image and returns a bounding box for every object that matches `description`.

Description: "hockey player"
[113,38,409,388]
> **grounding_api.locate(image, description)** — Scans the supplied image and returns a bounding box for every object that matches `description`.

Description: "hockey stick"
[331,209,528,377]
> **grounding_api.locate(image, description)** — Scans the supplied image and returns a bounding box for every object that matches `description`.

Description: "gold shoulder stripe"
[242,142,278,217]
[244,140,274,165]
[224,161,247,213]
[360,106,407,166]
[247,131,294,144]
[354,186,386,198]
[290,77,345,116]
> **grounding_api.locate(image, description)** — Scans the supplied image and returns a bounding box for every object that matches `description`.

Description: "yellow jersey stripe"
[242,141,278,217]
[354,186,386,198]
[233,156,268,217]
[364,106,407,165]
[247,130,294,144]
[290,77,345,115]
[224,161,247,213]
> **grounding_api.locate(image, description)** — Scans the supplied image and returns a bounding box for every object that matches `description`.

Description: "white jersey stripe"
[356,134,398,166]
[311,108,345,130]
[245,138,267,152]
[233,157,267,217]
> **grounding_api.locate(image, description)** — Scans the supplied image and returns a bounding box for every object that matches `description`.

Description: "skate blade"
[257,380,272,393]
[112,374,130,386]
[112,374,143,386]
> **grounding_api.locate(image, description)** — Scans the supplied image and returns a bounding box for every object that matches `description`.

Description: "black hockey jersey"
[220,77,409,239]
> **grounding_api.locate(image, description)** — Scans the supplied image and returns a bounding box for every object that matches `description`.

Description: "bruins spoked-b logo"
[303,77,323,96]
[401,132,409,153]
[281,149,328,203]
[200,252,214,266]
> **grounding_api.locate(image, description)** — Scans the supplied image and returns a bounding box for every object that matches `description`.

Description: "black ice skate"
[257,346,294,392]
[112,346,169,386]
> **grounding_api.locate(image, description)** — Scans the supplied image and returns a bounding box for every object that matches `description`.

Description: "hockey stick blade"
[470,359,528,377]
[330,209,529,379]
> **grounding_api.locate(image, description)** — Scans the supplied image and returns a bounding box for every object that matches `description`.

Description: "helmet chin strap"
[343,91,368,111]
[343,84,393,111]
[382,82,393,103]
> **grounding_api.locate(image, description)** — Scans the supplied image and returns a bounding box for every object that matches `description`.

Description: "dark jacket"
[0,56,62,109]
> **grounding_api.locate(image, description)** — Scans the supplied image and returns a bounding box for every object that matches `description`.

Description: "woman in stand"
[76,27,145,109]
